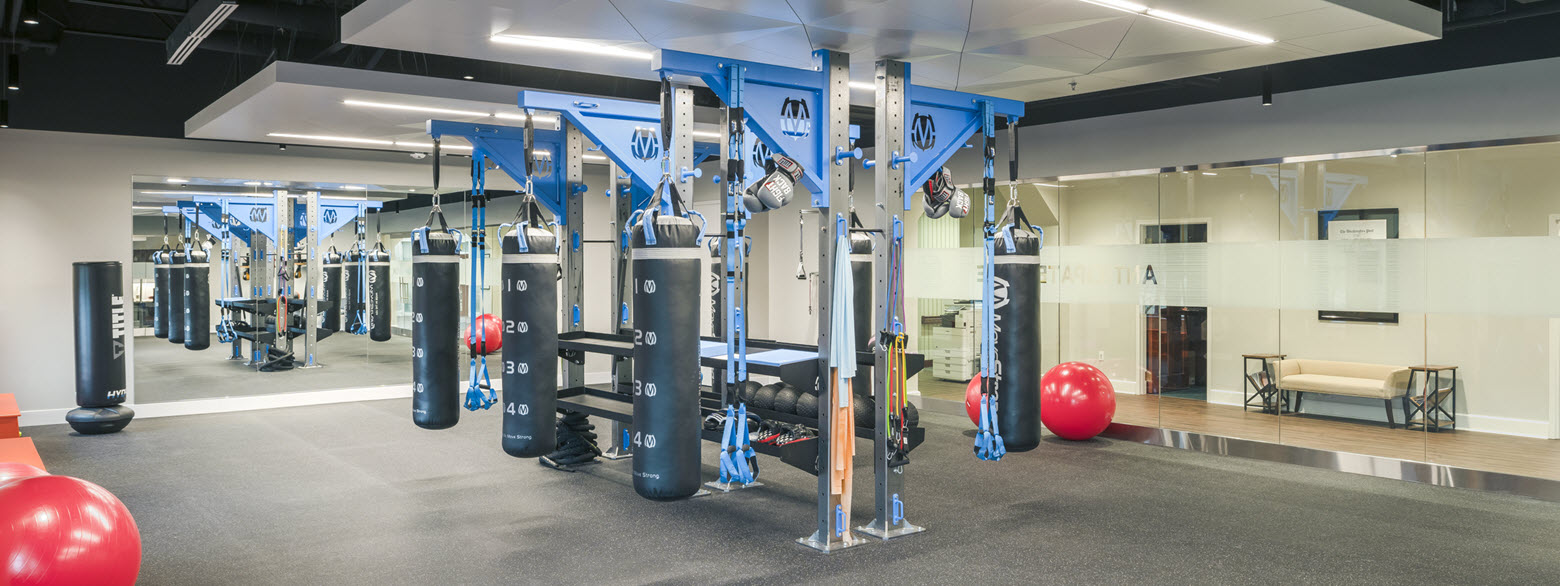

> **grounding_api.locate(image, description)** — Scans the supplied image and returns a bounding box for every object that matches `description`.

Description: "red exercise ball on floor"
[0,475,142,586]
[1041,362,1117,440]
[0,462,47,486]
[964,376,983,425]
[466,313,503,355]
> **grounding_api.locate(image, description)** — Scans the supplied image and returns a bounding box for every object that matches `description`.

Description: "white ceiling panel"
[341,0,1440,102]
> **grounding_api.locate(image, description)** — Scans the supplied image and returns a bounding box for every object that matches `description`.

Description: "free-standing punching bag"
[68,261,134,434]
[411,217,460,430]
[367,245,392,342]
[167,248,186,345]
[152,250,170,339]
[630,211,703,500]
[500,213,558,457]
[321,249,343,332]
[994,220,1042,452]
[183,243,211,351]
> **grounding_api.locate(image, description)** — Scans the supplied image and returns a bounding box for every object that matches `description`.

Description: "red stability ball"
[0,475,142,586]
[964,376,982,425]
[1040,362,1117,440]
[466,313,503,356]
[0,462,47,486]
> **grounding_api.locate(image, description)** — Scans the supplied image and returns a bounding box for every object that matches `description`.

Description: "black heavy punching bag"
[631,212,702,500]
[152,250,170,339]
[500,219,558,457]
[68,262,134,434]
[167,248,186,345]
[321,249,342,332]
[994,225,1042,452]
[412,225,460,430]
[183,243,211,351]
[366,245,392,342]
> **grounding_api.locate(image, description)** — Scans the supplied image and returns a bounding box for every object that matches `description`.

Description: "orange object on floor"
[0,394,18,438]
[0,437,45,471]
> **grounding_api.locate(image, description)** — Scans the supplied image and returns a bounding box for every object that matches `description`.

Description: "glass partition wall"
[911,137,1560,481]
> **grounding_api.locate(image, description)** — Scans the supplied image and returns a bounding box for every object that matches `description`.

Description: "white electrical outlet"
[1097,350,1105,361]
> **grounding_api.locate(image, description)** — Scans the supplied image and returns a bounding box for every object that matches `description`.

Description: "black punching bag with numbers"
[321,250,342,332]
[68,261,134,434]
[500,225,558,457]
[412,229,460,430]
[631,213,702,500]
[183,245,211,351]
[153,250,170,339]
[167,249,186,345]
[994,227,1042,452]
[367,246,392,342]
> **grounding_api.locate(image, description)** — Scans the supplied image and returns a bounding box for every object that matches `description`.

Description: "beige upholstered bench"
[1277,360,1413,428]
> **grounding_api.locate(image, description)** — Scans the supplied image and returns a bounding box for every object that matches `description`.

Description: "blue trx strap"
[215,199,237,344]
[717,404,757,484]
[974,100,1005,461]
[465,154,497,411]
[348,212,370,336]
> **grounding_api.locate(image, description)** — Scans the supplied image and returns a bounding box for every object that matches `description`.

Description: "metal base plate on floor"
[855,521,924,540]
[599,448,632,460]
[703,480,762,493]
[796,531,868,553]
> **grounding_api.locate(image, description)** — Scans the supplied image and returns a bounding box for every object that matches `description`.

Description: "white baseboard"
[1110,378,1142,395]
[1461,413,1552,439]
[21,370,615,428]
[1207,388,1243,406]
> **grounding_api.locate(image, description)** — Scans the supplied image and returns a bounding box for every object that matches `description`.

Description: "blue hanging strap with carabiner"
[974,100,1005,462]
[464,154,497,411]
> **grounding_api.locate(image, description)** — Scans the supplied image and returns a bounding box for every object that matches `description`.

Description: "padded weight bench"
[1277,359,1413,428]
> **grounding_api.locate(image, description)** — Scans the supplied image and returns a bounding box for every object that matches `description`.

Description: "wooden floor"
[919,373,1560,482]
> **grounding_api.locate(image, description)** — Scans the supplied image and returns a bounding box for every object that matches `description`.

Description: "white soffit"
[340,0,1441,102]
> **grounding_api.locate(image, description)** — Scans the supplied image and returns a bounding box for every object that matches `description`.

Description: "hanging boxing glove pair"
[922,167,970,219]
[743,153,804,213]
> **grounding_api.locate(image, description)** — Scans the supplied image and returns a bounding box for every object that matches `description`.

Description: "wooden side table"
[1242,354,1287,413]
[1403,365,1457,432]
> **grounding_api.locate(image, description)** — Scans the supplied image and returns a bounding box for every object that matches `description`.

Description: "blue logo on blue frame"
[750,141,772,169]
[630,129,660,161]
[248,207,268,223]
[531,151,554,176]
[322,209,338,224]
[780,97,810,139]
[911,113,936,151]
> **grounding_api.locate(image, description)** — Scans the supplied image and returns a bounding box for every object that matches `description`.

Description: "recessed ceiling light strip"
[1076,0,1274,44]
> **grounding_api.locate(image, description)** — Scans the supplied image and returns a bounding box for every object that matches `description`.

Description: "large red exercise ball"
[1040,362,1117,440]
[964,376,982,425]
[465,313,503,355]
[0,475,142,586]
[0,462,47,486]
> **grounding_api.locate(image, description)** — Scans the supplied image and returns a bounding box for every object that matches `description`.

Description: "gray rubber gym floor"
[28,401,1560,585]
[131,335,412,403]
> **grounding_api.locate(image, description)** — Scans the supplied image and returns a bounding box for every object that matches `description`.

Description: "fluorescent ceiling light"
[394,141,474,151]
[342,185,366,190]
[848,82,875,91]
[493,112,560,126]
[491,34,651,60]
[268,133,394,146]
[582,154,607,162]
[139,190,255,197]
[167,0,239,65]
[344,99,488,118]
[1076,0,1273,44]
[691,131,721,139]
[1201,172,1217,176]
[243,181,262,186]
[1032,183,1064,188]
[165,178,189,183]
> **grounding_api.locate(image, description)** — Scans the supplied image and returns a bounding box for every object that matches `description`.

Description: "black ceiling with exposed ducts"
[4,0,1560,145]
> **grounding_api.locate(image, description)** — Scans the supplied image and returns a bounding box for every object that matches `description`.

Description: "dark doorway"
[1147,306,1208,401]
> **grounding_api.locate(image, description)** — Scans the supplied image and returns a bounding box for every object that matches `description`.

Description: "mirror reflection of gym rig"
[150,192,392,372]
